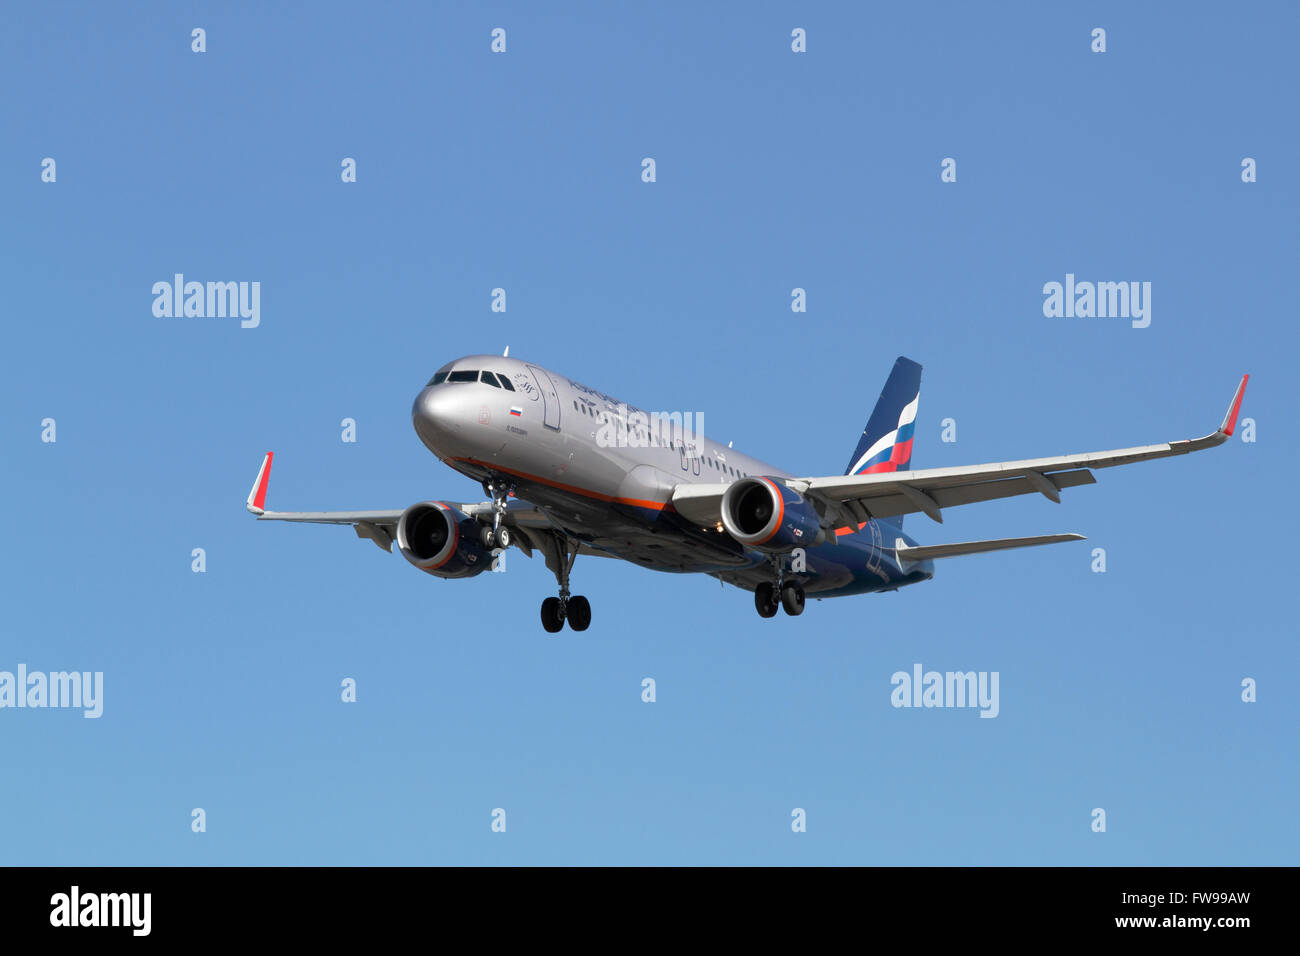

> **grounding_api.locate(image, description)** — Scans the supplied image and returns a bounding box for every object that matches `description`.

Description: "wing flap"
[844,469,1096,520]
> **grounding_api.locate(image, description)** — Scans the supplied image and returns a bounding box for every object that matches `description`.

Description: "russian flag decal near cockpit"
[509,406,522,417]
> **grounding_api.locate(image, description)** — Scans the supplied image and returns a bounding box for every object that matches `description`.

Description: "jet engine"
[720,477,825,553]
[395,501,491,578]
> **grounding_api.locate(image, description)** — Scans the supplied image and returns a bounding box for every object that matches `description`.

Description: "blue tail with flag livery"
[843,357,923,527]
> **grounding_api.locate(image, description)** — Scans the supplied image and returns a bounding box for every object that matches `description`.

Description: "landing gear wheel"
[754,582,779,618]
[480,525,496,547]
[493,526,511,549]
[566,595,591,631]
[540,596,565,633]
[540,532,584,633]
[780,582,805,616]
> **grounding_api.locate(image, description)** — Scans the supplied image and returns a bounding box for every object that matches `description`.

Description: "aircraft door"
[525,365,562,431]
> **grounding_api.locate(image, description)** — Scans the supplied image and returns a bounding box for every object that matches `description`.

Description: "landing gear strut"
[479,478,513,550]
[540,533,591,633]
[754,554,805,618]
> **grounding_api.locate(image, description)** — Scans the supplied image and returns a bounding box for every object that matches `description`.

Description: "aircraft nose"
[412,386,462,452]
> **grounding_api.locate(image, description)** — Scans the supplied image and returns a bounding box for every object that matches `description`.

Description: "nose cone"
[412,386,462,454]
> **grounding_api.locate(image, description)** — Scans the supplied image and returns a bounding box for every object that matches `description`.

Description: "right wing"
[243,451,554,555]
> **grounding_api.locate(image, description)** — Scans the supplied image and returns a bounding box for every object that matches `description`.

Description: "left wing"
[673,374,1247,528]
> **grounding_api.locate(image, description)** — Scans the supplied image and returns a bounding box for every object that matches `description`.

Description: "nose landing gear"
[480,479,514,550]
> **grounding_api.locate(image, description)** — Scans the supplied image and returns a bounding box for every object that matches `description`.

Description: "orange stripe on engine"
[754,477,785,545]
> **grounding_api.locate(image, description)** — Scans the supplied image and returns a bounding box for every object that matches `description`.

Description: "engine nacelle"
[395,501,491,579]
[720,477,825,553]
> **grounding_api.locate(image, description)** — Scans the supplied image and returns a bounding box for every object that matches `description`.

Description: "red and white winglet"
[1218,374,1250,438]
[245,451,274,515]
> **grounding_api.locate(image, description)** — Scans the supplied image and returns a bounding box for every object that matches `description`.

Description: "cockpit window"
[431,366,515,387]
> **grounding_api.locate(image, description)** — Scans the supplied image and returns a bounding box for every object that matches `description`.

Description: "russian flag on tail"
[843,357,923,481]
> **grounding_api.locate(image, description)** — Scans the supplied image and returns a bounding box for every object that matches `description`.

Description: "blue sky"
[1,1,1295,864]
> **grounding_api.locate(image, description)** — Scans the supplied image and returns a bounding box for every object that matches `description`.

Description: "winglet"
[1218,374,1249,437]
[246,452,274,515]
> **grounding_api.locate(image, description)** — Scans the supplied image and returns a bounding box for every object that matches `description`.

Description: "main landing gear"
[540,534,591,633]
[479,479,513,550]
[754,556,805,618]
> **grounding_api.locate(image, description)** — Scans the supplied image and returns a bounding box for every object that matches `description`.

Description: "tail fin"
[844,357,922,490]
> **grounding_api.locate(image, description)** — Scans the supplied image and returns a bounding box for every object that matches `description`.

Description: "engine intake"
[720,477,824,553]
[396,501,490,578]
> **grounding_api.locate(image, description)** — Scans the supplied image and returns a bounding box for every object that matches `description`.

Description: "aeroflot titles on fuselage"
[566,378,706,450]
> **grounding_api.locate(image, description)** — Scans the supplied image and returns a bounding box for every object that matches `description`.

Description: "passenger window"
[480,371,501,388]
[447,370,478,383]
[498,374,515,391]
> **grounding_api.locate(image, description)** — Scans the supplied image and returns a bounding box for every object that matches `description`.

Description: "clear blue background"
[2,1,1295,865]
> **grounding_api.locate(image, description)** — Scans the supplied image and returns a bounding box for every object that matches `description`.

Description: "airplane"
[246,353,1248,632]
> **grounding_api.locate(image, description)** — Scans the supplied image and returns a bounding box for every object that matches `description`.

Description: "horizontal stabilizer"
[895,533,1085,563]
